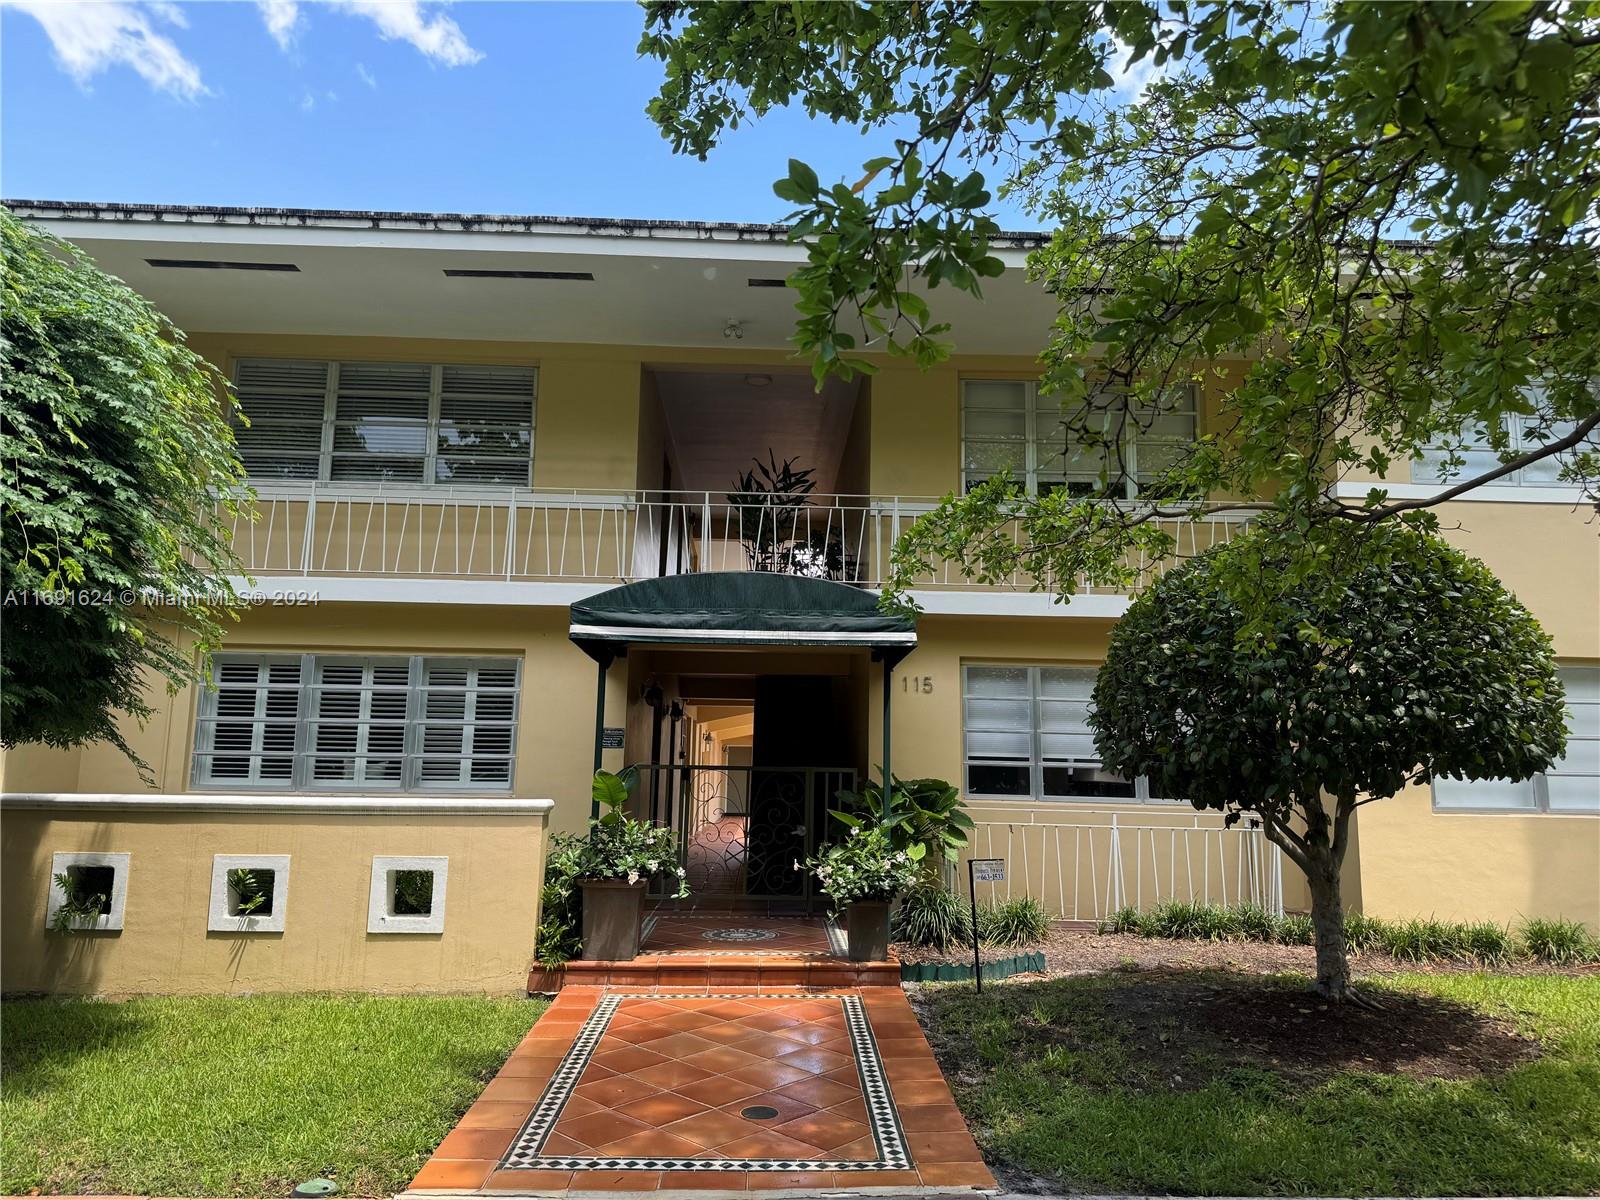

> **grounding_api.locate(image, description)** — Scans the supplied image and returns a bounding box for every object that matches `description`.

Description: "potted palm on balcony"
[577,768,687,961]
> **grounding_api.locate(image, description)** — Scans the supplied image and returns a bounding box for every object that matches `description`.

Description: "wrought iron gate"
[633,763,857,905]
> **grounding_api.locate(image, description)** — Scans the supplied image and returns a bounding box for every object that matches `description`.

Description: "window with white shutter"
[231,358,536,487]
[963,664,1161,802]
[192,653,520,791]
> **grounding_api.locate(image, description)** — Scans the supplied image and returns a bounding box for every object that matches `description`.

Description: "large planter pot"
[846,899,892,962]
[579,878,647,961]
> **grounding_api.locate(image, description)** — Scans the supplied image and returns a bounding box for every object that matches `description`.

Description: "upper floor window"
[961,379,1197,499]
[1433,666,1599,813]
[1415,409,1595,490]
[233,358,536,486]
[963,664,1171,803]
[192,653,521,791]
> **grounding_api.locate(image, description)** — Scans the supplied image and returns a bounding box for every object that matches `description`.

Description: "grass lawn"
[1,993,547,1197]
[918,970,1600,1196]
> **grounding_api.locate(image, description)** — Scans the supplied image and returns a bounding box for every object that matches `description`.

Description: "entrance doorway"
[635,669,864,910]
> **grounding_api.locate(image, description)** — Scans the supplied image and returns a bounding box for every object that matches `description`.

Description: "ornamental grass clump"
[978,896,1051,947]
[1521,916,1600,964]
[895,885,972,951]
[805,825,920,911]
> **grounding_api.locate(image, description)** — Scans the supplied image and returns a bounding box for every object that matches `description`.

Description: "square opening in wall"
[208,854,291,932]
[227,867,276,917]
[57,866,114,919]
[390,869,434,916]
[368,855,448,933]
[47,851,130,932]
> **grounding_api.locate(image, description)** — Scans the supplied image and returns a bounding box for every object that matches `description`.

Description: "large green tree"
[642,0,1597,992]
[1,210,249,771]
[1091,523,1566,998]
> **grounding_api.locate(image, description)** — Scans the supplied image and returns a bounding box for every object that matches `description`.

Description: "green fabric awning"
[569,572,916,659]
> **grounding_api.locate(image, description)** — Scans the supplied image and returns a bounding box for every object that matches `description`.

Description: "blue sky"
[1,1,1043,228]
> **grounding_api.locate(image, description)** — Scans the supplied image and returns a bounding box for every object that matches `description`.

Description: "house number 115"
[901,675,933,694]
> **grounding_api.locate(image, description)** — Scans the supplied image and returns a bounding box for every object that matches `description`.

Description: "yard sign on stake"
[967,858,1005,993]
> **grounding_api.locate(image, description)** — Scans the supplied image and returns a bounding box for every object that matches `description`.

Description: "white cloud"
[257,0,480,66]
[355,60,377,88]
[2,0,206,97]
[1105,37,1166,103]
[256,0,299,48]
[331,1,481,66]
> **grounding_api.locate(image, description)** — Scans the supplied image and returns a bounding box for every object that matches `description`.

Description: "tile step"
[529,959,903,992]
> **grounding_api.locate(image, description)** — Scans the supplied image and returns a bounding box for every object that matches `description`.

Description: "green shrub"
[1462,921,1516,966]
[895,885,972,951]
[1276,912,1315,945]
[1099,906,1141,935]
[1232,902,1278,942]
[1343,910,1385,951]
[1521,916,1600,965]
[979,896,1051,947]
[533,833,589,967]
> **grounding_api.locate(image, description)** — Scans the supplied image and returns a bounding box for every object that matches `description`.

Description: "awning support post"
[590,650,613,821]
[881,653,893,820]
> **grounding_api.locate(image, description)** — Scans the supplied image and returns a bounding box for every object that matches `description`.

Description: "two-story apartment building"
[2,200,1595,996]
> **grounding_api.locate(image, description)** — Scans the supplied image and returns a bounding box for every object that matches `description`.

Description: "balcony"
[224,483,1257,602]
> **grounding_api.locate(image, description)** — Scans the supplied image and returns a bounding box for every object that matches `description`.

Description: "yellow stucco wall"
[0,801,550,995]
[1353,788,1600,931]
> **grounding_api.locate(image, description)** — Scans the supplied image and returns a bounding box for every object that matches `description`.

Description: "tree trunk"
[1305,849,1351,1000]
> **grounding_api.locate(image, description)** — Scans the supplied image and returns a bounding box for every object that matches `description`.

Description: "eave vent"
[747,277,789,287]
[146,259,300,272]
[442,269,594,281]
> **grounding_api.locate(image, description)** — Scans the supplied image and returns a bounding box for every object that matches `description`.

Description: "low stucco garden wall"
[0,794,553,996]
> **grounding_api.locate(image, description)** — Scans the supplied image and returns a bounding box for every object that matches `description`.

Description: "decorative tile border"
[499,993,911,1173]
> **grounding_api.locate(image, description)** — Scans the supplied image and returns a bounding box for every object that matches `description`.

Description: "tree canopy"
[1,209,248,769]
[1092,521,1567,994]
[641,0,1600,606]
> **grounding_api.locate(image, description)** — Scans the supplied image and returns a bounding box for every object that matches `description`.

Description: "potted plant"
[804,824,920,962]
[577,768,687,961]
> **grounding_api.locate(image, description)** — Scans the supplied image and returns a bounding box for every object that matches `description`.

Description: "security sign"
[969,858,1005,883]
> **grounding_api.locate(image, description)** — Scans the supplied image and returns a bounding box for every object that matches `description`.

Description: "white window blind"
[1415,410,1598,489]
[233,357,536,486]
[1433,667,1600,813]
[963,664,1164,802]
[192,653,521,791]
[962,380,1197,498]
[232,359,330,481]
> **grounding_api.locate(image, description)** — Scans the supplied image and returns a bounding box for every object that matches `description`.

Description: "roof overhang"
[569,572,916,661]
[2,199,1058,354]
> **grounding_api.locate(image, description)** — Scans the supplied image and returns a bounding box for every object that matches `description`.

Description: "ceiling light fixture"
[723,319,745,340]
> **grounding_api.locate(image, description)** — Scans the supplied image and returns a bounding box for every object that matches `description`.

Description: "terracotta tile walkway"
[407,986,995,1195]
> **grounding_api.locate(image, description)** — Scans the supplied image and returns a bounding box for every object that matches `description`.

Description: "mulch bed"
[1108,971,1541,1083]
[898,925,1600,980]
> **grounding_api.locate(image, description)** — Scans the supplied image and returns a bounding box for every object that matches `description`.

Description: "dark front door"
[746,676,851,900]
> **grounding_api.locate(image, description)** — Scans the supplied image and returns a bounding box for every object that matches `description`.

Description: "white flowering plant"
[581,768,689,898]
[803,823,921,909]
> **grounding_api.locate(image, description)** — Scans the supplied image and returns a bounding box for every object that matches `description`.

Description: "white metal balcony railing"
[223,483,1259,593]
